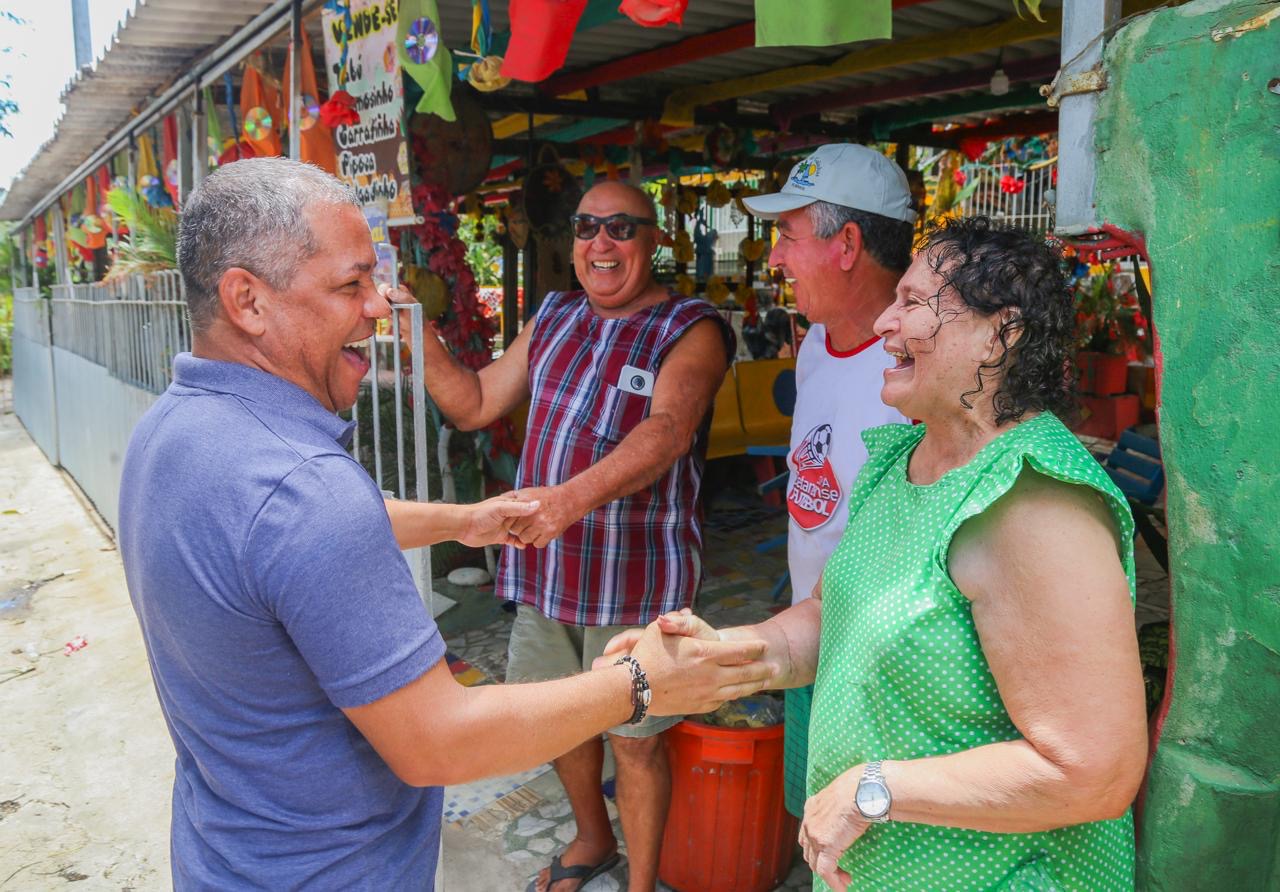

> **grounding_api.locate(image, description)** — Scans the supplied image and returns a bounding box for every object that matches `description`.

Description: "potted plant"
[1071,260,1150,396]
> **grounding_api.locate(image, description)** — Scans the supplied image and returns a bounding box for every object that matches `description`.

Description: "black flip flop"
[525,852,621,892]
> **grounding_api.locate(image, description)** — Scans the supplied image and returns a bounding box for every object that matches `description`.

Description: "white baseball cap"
[741,144,917,224]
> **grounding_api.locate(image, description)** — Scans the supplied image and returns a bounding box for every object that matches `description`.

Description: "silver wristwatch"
[854,761,892,823]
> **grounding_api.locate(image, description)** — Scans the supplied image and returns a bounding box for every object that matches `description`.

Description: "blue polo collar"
[171,353,356,447]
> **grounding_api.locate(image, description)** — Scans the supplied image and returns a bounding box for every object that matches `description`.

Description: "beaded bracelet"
[615,655,652,725]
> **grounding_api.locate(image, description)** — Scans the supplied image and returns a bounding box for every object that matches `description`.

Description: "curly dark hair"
[918,216,1075,425]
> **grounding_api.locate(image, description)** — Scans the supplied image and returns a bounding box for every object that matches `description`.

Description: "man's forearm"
[558,411,691,516]
[425,666,635,786]
[383,498,465,550]
[418,332,489,430]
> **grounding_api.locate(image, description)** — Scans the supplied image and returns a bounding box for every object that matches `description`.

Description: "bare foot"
[533,835,619,892]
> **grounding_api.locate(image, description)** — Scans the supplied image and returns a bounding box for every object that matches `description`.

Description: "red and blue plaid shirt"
[496,290,733,626]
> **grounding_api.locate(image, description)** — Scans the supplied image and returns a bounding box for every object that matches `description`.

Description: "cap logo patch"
[790,157,821,189]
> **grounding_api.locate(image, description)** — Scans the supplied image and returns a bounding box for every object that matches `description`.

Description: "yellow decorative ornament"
[463,192,483,219]
[676,187,699,216]
[672,229,695,264]
[674,273,696,297]
[705,275,730,304]
[705,180,732,208]
[404,265,450,320]
[734,281,755,303]
[467,55,511,92]
[732,186,759,217]
[739,237,767,262]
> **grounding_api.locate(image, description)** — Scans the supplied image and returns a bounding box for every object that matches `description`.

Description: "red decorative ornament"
[501,0,589,83]
[959,138,990,163]
[620,0,688,27]
[1000,174,1026,195]
[953,169,967,186]
[319,90,360,129]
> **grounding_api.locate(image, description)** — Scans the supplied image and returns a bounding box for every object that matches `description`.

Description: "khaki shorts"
[505,604,683,739]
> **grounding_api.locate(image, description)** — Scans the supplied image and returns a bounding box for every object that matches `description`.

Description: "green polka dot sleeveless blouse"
[808,412,1137,891]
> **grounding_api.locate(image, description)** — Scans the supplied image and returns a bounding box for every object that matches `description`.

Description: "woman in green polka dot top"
[610,217,1148,890]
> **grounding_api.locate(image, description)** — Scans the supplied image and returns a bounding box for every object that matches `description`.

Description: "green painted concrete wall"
[1095,1,1280,887]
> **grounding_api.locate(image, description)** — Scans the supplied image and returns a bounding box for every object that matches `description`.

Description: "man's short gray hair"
[806,199,914,273]
[177,157,361,331]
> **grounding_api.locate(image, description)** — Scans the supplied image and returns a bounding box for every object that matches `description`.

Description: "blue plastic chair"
[1098,428,1167,571]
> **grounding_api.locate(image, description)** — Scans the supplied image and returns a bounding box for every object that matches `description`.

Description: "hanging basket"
[523,144,582,238]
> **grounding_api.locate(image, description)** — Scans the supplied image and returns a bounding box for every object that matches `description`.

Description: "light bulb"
[990,69,1010,96]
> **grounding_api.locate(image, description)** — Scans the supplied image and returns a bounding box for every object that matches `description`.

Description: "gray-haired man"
[118,157,773,889]
[741,144,916,818]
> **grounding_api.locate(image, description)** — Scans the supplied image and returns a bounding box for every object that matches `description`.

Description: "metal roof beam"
[770,53,1061,127]
[6,0,324,227]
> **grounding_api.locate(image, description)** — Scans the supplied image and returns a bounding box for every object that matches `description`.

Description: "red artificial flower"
[953,169,967,186]
[1000,174,1026,195]
[319,90,360,129]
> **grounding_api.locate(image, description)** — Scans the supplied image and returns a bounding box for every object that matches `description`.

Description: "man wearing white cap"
[742,143,915,818]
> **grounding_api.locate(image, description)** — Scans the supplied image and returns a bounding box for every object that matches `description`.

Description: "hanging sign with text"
[322,0,414,221]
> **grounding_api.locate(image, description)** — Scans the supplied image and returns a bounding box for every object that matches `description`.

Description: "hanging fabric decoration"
[203,88,224,167]
[136,134,173,208]
[620,0,687,27]
[398,0,456,120]
[501,0,588,83]
[240,64,283,156]
[82,175,107,250]
[755,0,891,48]
[162,115,181,207]
[284,28,338,175]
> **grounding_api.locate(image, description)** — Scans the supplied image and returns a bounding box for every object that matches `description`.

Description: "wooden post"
[502,236,520,348]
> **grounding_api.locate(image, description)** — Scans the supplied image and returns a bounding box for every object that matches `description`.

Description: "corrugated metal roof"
[0,0,282,221]
[3,0,1064,221]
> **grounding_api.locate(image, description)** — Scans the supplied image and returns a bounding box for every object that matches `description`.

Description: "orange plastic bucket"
[659,719,798,892]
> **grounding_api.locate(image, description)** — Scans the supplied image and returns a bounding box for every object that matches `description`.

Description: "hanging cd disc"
[404,17,439,64]
[244,106,273,141]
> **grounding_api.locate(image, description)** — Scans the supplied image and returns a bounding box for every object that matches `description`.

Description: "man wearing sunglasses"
[408,181,733,892]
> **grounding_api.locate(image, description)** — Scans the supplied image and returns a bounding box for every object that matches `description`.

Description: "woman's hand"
[592,608,720,670]
[799,766,870,892]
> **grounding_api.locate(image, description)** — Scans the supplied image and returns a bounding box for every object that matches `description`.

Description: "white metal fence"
[958,161,1057,234]
[50,271,190,395]
[12,275,436,614]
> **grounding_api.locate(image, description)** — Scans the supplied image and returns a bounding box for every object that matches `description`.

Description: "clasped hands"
[455,485,582,550]
[599,608,872,892]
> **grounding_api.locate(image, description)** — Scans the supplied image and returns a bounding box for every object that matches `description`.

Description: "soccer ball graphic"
[795,424,833,471]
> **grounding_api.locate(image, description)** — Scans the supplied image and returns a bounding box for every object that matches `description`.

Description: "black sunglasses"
[571,213,657,241]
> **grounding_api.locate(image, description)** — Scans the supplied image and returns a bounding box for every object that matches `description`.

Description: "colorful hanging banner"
[284,27,339,175]
[322,0,413,219]
[240,65,283,157]
[501,0,589,83]
[754,0,891,48]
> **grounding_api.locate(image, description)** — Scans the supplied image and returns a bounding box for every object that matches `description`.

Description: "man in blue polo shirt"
[119,157,774,890]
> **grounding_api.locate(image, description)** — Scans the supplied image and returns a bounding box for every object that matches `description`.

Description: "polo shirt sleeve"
[243,454,445,709]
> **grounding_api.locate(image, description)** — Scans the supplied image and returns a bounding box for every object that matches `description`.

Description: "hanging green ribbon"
[204,87,224,163]
[398,0,456,121]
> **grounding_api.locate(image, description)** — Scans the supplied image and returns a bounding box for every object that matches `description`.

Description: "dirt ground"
[0,405,172,889]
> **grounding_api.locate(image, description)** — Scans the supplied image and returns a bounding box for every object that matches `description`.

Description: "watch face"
[856,780,891,818]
